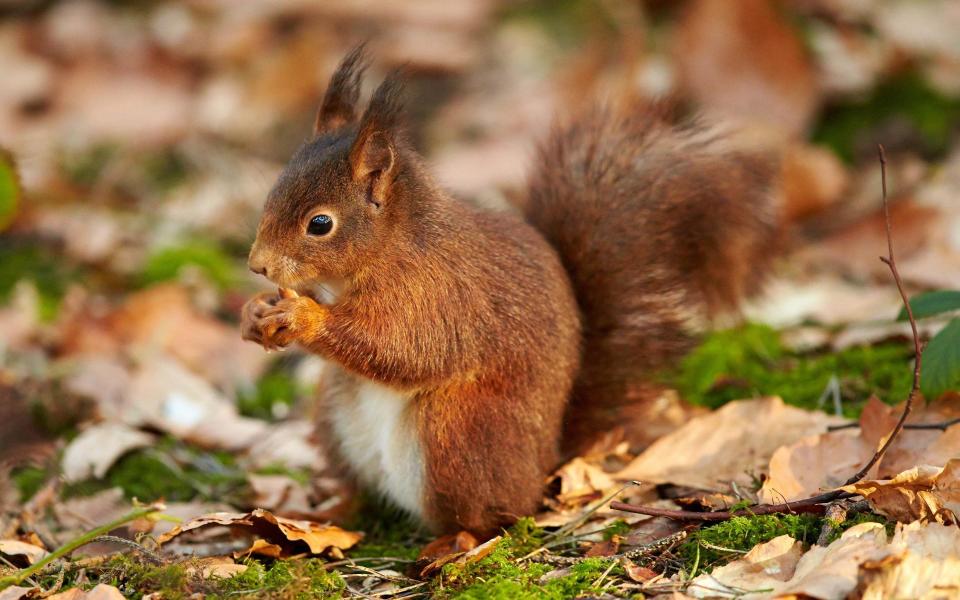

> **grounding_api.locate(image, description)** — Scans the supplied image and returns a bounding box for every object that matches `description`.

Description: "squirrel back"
[524,105,781,455]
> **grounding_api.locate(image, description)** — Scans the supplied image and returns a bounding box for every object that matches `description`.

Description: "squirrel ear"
[349,72,404,207]
[314,44,368,135]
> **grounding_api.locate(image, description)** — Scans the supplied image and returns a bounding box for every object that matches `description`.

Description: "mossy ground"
[5,324,906,597]
[668,323,913,417]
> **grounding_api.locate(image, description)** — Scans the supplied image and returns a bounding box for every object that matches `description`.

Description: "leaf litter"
[2,0,960,598]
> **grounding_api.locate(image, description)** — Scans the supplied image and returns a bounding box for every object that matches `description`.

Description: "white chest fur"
[327,377,425,519]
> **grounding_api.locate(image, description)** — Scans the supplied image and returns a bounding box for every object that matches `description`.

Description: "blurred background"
[1,0,960,515]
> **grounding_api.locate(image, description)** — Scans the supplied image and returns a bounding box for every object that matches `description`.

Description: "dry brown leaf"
[183,556,249,579]
[688,535,804,598]
[248,474,313,515]
[759,428,875,503]
[689,523,890,599]
[0,540,47,566]
[617,397,844,491]
[47,584,125,600]
[841,459,960,523]
[59,285,267,392]
[674,0,818,136]
[552,457,617,506]
[125,355,268,451]
[417,531,479,577]
[781,143,849,222]
[0,587,36,600]
[61,422,155,483]
[233,538,284,559]
[54,488,129,535]
[759,397,960,505]
[621,559,659,583]
[859,521,960,599]
[157,508,361,557]
[244,420,327,472]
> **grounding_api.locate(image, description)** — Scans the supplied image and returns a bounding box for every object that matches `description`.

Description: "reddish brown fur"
[242,50,780,535]
[243,50,580,536]
[525,105,781,455]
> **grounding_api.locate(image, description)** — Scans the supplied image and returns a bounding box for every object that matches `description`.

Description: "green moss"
[47,554,345,599]
[437,519,620,599]
[0,240,76,321]
[668,324,913,417]
[60,143,117,188]
[499,0,616,49]
[602,519,631,541]
[237,369,303,421]
[680,514,821,570]
[0,150,19,231]
[141,241,240,291]
[680,512,894,572]
[346,495,429,561]
[141,148,191,191]
[63,438,248,504]
[812,71,960,163]
[212,558,345,599]
[10,466,47,503]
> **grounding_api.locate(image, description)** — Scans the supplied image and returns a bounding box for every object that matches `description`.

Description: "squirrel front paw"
[241,289,326,351]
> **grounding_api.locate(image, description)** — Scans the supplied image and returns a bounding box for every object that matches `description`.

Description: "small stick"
[840,145,922,486]
[815,502,848,546]
[609,493,847,521]
[830,418,960,432]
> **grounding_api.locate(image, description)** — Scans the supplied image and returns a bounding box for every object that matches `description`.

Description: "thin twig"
[830,418,960,432]
[841,145,922,486]
[612,146,923,522]
[609,494,844,521]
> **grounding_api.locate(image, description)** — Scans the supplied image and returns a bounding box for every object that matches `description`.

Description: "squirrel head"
[248,46,408,294]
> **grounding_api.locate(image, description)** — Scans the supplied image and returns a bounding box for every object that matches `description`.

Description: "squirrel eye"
[307,214,334,236]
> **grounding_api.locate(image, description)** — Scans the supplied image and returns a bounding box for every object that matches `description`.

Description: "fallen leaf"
[617,397,844,491]
[54,488,129,534]
[674,0,818,136]
[61,422,155,483]
[551,457,617,506]
[859,521,960,599]
[841,459,960,523]
[244,419,327,472]
[688,523,890,599]
[125,354,268,451]
[621,559,658,583]
[248,474,314,515]
[417,531,479,577]
[585,538,619,557]
[0,587,36,600]
[781,143,849,222]
[689,534,804,598]
[157,508,361,557]
[59,285,268,392]
[759,428,875,503]
[183,556,249,579]
[0,540,47,566]
[47,584,125,600]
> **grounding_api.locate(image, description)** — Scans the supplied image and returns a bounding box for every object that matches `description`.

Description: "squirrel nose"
[248,253,269,278]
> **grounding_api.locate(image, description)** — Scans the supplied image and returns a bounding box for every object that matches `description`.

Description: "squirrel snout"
[248,247,269,278]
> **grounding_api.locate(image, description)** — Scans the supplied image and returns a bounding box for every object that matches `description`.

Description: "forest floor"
[3,1,960,598]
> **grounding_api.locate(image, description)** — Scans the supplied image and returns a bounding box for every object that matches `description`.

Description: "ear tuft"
[349,71,406,205]
[314,43,369,135]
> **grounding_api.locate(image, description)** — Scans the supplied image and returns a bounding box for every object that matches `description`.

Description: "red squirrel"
[241,47,780,536]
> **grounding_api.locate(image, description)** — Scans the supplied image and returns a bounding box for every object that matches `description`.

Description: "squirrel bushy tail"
[524,104,782,455]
